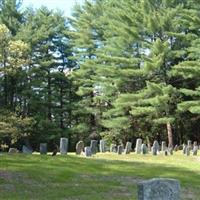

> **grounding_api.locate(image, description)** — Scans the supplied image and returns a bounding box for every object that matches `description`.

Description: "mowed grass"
[0,152,200,200]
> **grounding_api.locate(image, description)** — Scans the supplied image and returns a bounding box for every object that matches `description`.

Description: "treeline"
[0,0,200,151]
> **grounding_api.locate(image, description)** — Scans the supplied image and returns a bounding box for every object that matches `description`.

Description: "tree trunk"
[167,122,173,147]
[47,70,52,121]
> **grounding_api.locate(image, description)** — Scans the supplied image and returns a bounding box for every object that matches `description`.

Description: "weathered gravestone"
[8,148,18,153]
[138,178,180,200]
[188,140,192,150]
[141,144,148,155]
[174,145,178,152]
[76,141,84,155]
[85,147,92,157]
[135,138,142,154]
[193,144,198,156]
[60,138,68,155]
[124,142,132,154]
[90,140,98,154]
[186,146,190,156]
[22,145,32,154]
[40,143,47,155]
[99,140,106,153]
[110,144,117,153]
[193,141,198,147]
[152,140,159,155]
[168,147,173,155]
[161,141,166,151]
[182,144,186,154]
[117,145,124,155]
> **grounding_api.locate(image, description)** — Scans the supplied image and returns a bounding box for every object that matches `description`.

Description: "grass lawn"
[0,152,200,200]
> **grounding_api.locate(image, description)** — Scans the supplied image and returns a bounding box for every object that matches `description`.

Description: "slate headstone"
[60,138,68,155]
[85,147,92,157]
[117,145,124,155]
[76,141,84,155]
[40,143,47,155]
[138,178,180,200]
[90,140,98,154]
[22,145,32,154]
[124,142,132,154]
[141,144,148,155]
[135,138,142,154]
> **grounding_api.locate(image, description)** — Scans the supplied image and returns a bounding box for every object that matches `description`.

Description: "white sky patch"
[22,0,85,16]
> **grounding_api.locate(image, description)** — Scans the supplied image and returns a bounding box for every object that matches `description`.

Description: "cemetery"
[1,0,200,199]
[1,138,200,199]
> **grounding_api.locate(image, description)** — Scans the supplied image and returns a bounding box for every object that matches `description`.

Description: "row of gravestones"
[78,139,200,157]
[8,137,199,157]
[8,138,69,155]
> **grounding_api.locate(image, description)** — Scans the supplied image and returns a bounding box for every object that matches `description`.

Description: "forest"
[0,0,200,151]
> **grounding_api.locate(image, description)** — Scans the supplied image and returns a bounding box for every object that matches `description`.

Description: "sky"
[22,0,85,16]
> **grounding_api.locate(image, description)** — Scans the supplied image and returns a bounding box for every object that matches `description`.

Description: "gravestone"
[174,145,178,152]
[85,147,92,157]
[135,138,142,154]
[138,178,180,200]
[168,147,173,155]
[22,145,32,154]
[164,150,168,156]
[193,145,198,156]
[99,140,106,153]
[117,145,124,155]
[90,140,98,154]
[186,146,190,156]
[60,138,68,155]
[110,144,117,153]
[76,141,84,155]
[8,148,18,153]
[183,144,186,154]
[152,140,159,155]
[161,141,166,151]
[187,140,192,150]
[124,142,132,154]
[40,143,47,155]
[141,144,148,155]
[193,141,198,147]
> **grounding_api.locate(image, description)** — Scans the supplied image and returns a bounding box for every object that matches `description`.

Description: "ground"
[0,152,200,200]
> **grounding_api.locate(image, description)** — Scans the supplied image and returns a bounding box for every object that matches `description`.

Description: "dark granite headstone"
[90,140,98,154]
[22,145,32,154]
[40,143,47,155]
[117,145,123,155]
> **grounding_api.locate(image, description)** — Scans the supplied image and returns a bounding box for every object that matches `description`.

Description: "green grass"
[0,152,200,200]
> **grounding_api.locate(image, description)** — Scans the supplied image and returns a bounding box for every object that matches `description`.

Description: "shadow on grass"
[1,154,200,199]
[1,153,200,187]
